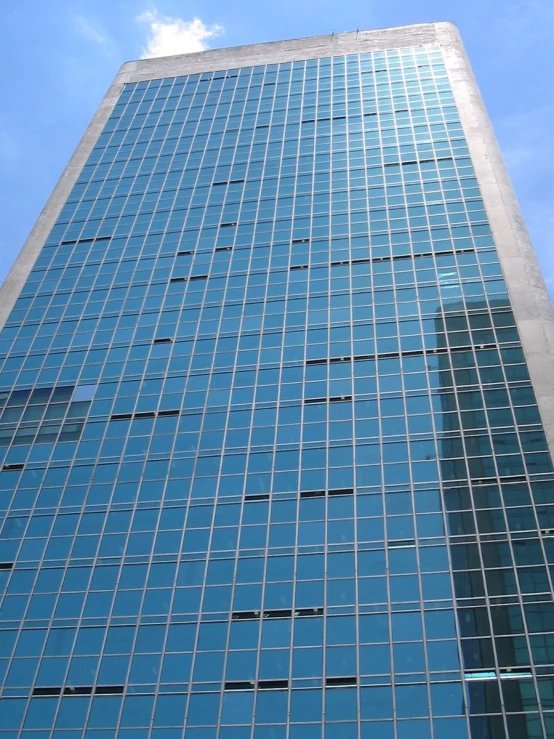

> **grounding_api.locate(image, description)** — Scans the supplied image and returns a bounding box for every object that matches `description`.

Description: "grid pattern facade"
[0,40,553,739]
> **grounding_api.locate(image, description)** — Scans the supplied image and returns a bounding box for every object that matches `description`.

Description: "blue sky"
[1,0,553,297]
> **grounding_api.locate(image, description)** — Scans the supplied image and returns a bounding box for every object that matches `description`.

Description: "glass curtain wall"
[0,44,553,739]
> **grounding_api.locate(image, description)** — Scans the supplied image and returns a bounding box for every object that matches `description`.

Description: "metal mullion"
[18,559,80,729]
[182,73,230,249]
[345,64,364,707]
[347,53,371,272]
[222,67,255,219]
[0,556,42,682]
[164,534,205,728]
[283,487,301,729]
[235,75,267,249]
[401,51,436,240]
[382,478,398,729]
[66,494,134,728]
[251,65,278,251]
[500,516,548,728]
[244,450,272,729]
[87,84,156,257]
[219,496,254,739]
[289,60,307,248]
[433,49,520,730]
[166,81,209,254]
[97,80,160,212]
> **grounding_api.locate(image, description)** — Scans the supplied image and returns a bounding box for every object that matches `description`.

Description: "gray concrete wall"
[117,23,441,83]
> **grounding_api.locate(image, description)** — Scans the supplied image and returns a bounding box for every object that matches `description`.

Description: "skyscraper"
[1,19,554,738]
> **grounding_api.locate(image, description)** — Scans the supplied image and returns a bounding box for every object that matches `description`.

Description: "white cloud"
[137,10,223,59]
[74,14,112,48]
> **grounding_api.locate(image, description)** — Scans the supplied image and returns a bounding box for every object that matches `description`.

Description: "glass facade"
[0,37,553,739]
